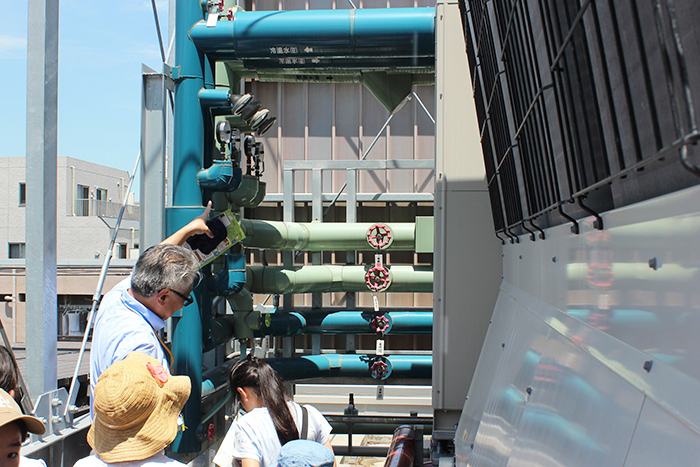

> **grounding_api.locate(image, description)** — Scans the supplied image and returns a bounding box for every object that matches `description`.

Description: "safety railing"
[74,198,140,220]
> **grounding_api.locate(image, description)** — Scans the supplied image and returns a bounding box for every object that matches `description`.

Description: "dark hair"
[13,419,28,442]
[229,355,299,445]
[0,346,21,402]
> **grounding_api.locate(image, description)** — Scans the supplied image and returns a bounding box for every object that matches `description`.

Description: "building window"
[117,244,127,259]
[8,243,25,259]
[96,188,107,201]
[19,183,26,206]
[76,184,90,216]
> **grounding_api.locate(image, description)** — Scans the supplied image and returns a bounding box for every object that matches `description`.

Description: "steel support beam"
[26,0,59,401]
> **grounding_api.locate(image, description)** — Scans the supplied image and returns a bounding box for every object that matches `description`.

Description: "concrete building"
[0,156,139,342]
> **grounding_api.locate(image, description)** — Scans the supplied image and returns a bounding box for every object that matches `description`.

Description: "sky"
[0,0,169,196]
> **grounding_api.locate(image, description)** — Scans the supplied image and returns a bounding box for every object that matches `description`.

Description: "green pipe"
[240,220,417,251]
[245,265,433,294]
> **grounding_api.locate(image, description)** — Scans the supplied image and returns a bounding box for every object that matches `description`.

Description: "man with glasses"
[89,202,214,417]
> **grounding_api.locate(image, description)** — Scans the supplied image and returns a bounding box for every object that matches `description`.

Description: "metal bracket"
[506,226,520,243]
[520,220,536,241]
[558,201,579,234]
[680,132,700,177]
[577,196,603,230]
[495,231,507,245]
[32,388,70,440]
[529,218,545,240]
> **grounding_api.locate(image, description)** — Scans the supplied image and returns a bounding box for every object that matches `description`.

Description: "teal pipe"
[258,311,433,336]
[246,265,433,294]
[266,354,432,380]
[198,88,231,112]
[240,220,416,251]
[170,0,208,453]
[201,354,432,392]
[188,8,435,69]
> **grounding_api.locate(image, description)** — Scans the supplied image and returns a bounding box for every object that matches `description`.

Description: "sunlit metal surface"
[456,184,700,466]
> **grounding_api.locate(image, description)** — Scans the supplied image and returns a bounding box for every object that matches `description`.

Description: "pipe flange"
[370,314,390,334]
[366,224,393,250]
[369,357,392,380]
[366,265,392,292]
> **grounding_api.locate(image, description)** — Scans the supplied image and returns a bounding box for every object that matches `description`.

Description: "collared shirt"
[89,276,169,416]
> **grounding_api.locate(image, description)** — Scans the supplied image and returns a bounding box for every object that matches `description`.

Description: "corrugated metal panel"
[250,0,436,197]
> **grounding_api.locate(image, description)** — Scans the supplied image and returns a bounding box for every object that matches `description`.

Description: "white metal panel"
[624,398,700,467]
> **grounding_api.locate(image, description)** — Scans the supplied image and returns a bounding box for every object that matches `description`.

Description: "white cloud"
[0,34,26,59]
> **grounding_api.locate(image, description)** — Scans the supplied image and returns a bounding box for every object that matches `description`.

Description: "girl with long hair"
[213,355,334,467]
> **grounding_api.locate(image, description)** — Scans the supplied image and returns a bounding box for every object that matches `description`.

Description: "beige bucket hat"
[0,388,46,437]
[88,352,191,463]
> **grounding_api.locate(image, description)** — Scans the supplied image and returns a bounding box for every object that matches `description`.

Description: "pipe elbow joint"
[197,161,242,192]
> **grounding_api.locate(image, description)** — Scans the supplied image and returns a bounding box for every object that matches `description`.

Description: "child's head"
[229,355,298,444]
[0,389,46,467]
[228,355,289,414]
[88,352,191,463]
[0,346,21,402]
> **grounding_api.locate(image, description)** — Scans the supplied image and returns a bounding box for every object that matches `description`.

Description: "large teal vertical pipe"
[169,0,206,454]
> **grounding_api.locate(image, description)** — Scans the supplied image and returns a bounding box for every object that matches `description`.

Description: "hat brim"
[88,372,190,463]
[0,413,46,436]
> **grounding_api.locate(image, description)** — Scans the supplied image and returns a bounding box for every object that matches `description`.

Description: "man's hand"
[161,201,215,246]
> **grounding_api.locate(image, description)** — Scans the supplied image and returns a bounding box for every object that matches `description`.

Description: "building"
[0,156,139,342]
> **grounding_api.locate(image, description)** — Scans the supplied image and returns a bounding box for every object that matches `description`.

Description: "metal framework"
[461,0,700,242]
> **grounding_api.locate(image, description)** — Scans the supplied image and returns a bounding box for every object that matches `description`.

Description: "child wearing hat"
[73,352,191,467]
[0,388,47,467]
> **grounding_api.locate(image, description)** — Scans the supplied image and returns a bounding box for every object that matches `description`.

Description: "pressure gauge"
[216,120,232,144]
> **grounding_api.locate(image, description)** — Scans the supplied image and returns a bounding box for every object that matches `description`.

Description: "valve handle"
[366,224,393,249]
[370,314,390,334]
[366,265,391,292]
[370,358,390,380]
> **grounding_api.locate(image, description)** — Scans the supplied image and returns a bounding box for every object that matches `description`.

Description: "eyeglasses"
[169,289,194,307]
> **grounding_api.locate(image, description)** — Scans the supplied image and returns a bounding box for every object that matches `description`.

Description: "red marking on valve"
[371,314,390,334]
[218,0,224,11]
[370,360,389,380]
[366,265,390,292]
[227,7,234,20]
[208,423,215,440]
[366,224,392,249]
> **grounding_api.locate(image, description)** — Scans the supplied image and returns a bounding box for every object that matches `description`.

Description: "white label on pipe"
[375,254,383,268]
[206,12,218,27]
[376,385,384,401]
[373,295,379,312]
[376,339,385,356]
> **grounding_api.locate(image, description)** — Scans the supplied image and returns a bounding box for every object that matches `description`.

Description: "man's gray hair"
[131,244,200,297]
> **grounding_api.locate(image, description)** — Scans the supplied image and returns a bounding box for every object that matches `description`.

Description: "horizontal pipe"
[329,423,432,436]
[332,446,390,457]
[258,311,433,336]
[246,265,434,294]
[189,8,435,68]
[240,220,417,251]
[201,354,432,392]
[266,354,432,380]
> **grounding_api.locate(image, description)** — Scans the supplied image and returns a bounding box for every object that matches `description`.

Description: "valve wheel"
[370,314,390,334]
[370,358,391,380]
[366,224,393,249]
[366,265,391,292]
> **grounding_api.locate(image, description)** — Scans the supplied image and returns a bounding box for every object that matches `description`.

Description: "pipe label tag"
[375,254,383,268]
[376,384,384,401]
[206,12,218,27]
[373,295,379,311]
[376,339,385,356]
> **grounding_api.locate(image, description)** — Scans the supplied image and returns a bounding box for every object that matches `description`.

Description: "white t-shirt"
[214,402,332,467]
[73,452,186,467]
[21,457,47,467]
